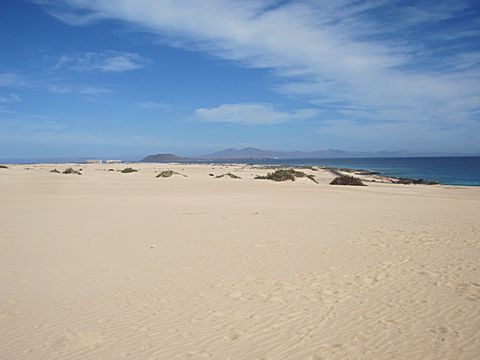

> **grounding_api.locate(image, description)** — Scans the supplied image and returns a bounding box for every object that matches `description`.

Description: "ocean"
[240,156,480,186]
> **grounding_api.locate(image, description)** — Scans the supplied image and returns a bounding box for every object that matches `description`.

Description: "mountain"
[199,147,418,159]
[201,147,280,159]
[140,153,190,163]
[141,148,451,163]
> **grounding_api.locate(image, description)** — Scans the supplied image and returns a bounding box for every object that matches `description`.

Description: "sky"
[0,0,479,160]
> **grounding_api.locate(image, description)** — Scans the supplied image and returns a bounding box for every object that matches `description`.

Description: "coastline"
[2,155,479,186]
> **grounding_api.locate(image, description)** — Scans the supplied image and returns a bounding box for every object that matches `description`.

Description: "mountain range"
[140,147,449,162]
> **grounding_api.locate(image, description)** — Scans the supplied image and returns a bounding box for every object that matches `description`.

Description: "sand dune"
[1,163,479,359]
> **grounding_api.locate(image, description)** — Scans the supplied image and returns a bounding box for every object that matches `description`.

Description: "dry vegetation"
[255,169,318,183]
[156,170,186,178]
[120,167,138,173]
[215,172,241,179]
[330,175,365,186]
[63,168,82,175]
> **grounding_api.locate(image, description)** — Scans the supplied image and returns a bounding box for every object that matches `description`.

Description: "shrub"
[215,172,241,179]
[330,175,365,186]
[0,165,8,169]
[156,170,186,178]
[255,169,317,183]
[63,167,82,175]
[120,167,138,173]
[395,178,439,185]
[157,170,175,177]
[50,169,61,173]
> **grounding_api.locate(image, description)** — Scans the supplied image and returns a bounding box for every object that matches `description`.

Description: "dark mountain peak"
[141,153,189,163]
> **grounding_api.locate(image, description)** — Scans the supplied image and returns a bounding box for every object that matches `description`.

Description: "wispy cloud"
[0,93,21,103]
[48,83,111,95]
[195,103,319,125]
[55,51,147,72]
[136,101,171,111]
[41,1,480,143]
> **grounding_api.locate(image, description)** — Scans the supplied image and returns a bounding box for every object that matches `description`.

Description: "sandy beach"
[0,163,479,360]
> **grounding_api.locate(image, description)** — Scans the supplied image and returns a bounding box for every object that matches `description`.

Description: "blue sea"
[240,157,480,186]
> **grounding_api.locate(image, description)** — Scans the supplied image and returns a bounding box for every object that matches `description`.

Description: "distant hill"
[199,147,419,159]
[202,147,280,159]
[140,153,190,163]
[141,148,449,162]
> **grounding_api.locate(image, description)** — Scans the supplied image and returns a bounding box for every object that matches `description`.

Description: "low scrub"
[0,165,8,169]
[215,172,241,179]
[255,169,317,183]
[63,168,82,175]
[120,167,138,173]
[395,178,438,185]
[330,175,365,186]
[156,170,186,178]
[50,169,60,173]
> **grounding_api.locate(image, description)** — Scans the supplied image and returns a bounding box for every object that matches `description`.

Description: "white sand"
[1,163,479,360]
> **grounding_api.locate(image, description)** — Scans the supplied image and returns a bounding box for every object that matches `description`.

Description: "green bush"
[330,175,365,186]
[120,167,138,173]
[63,168,82,175]
[156,170,186,178]
[255,169,317,183]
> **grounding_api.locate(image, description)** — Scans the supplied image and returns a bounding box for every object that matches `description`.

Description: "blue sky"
[1,0,479,160]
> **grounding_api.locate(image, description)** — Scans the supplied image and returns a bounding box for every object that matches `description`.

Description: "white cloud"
[55,51,147,72]
[48,83,111,95]
[137,101,171,111]
[43,1,479,131]
[195,103,318,125]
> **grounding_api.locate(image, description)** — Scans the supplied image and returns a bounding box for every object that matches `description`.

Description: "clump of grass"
[50,168,61,173]
[255,169,317,183]
[330,175,365,186]
[215,172,241,179]
[0,165,8,169]
[63,167,82,175]
[156,170,186,178]
[120,167,138,173]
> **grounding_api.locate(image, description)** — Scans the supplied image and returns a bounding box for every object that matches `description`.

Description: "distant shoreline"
[2,157,480,186]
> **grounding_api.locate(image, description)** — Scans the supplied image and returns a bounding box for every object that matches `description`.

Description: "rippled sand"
[1,163,479,359]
